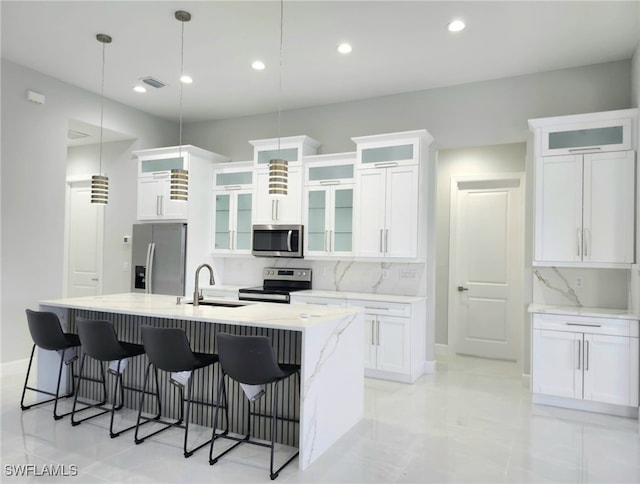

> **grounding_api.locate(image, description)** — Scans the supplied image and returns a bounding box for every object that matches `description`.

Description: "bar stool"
[135,325,229,458]
[209,333,300,480]
[21,309,81,420]
[71,317,159,438]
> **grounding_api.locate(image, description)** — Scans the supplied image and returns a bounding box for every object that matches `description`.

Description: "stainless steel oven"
[239,267,311,304]
[252,224,303,258]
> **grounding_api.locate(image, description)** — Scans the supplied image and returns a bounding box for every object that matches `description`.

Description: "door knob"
[457,286,469,292]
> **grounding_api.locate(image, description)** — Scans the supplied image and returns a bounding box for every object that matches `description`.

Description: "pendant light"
[91,33,112,204]
[268,0,287,197]
[170,10,191,202]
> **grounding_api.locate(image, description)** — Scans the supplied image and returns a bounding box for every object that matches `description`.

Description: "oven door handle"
[287,230,293,252]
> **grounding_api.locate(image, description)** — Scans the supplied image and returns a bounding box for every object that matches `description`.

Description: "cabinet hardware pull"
[376,320,380,346]
[585,340,589,371]
[583,228,589,258]
[577,340,581,370]
[566,323,601,327]
[91,278,98,281]
[568,147,601,152]
[231,230,235,250]
[271,200,275,220]
[576,228,582,258]
[379,229,384,253]
[329,230,333,252]
[385,229,389,254]
[457,286,469,292]
[374,161,399,168]
[224,185,242,190]
[371,320,375,345]
[319,180,340,185]
[324,230,328,251]
[364,306,389,310]
[276,199,280,220]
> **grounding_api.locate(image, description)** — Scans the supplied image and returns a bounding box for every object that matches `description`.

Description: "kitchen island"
[38,293,364,470]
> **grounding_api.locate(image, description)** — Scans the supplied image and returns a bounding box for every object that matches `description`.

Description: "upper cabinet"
[134,145,229,222]
[250,135,320,225]
[303,153,356,257]
[352,130,433,260]
[529,109,638,268]
[212,162,254,254]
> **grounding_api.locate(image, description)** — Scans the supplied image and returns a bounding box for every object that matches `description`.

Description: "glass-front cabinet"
[304,153,355,257]
[212,162,254,254]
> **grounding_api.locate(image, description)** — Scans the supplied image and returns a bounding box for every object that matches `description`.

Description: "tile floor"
[2,355,639,483]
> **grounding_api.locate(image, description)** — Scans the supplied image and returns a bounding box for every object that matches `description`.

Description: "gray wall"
[1,60,177,363]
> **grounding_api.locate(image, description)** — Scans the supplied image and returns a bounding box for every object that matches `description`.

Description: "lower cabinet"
[291,293,426,383]
[532,312,639,412]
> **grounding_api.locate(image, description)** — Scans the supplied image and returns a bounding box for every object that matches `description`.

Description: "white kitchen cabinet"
[253,166,302,224]
[304,154,355,257]
[250,136,319,225]
[355,164,419,258]
[212,163,253,254]
[532,312,639,412]
[534,151,635,267]
[539,117,632,156]
[134,146,229,222]
[352,130,432,261]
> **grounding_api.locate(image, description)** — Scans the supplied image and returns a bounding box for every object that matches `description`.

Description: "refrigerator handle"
[145,243,155,294]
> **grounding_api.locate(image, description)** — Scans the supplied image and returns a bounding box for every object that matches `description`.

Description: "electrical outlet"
[575,277,584,289]
[400,270,417,279]
[382,269,389,280]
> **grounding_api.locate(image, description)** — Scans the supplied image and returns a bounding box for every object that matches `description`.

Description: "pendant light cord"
[99,40,106,175]
[277,0,283,155]
[179,18,185,158]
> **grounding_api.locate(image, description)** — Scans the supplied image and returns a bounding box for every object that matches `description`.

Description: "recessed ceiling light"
[133,85,146,93]
[448,19,466,32]
[252,60,266,71]
[337,43,352,54]
[180,75,193,84]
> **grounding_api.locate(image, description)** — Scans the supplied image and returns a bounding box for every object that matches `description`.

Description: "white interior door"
[449,175,523,360]
[66,180,104,296]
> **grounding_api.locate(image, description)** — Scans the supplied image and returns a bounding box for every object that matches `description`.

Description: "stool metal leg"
[71,354,108,426]
[109,359,156,439]
[183,372,214,458]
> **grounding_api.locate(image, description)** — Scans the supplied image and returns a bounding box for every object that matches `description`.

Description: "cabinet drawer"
[532,313,636,337]
[290,295,346,307]
[347,299,410,317]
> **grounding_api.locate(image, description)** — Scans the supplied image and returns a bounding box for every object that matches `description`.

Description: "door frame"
[447,172,525,365]
[63,175,105,297]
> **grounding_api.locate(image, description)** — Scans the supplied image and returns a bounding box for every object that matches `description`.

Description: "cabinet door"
[331,187,354,254]
[532,329,582,399]
[385,165,418,258]
[582,151,635,264]
[159,178,188,220]
[138,177,162,220]
[376,315,410,374]
[234,192,253,252]
[306,188,328,254]
[534,155,583,263]
[213,193,232,251]
[355,169,386,257]
[582,333,633,406]
[541,118,632,156]
[363,315,378,369]
[254,167,302,224]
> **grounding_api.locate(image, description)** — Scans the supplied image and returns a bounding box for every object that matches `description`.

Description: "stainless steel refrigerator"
[131,223,187,296]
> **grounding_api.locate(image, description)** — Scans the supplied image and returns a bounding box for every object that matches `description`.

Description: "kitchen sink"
[186,300,248,308]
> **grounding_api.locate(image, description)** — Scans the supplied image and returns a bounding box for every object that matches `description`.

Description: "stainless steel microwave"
[252,224,304,258]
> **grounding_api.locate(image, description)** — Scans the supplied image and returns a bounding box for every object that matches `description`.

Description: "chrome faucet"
[193,263,215,307]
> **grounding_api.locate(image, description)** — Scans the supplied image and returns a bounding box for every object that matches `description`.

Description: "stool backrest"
[75,317,124,361]
[216,333,285,385]
[141,326,198,372]
[25,309,69,351]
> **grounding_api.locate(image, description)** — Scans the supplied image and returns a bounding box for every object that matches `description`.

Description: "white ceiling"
[2,1,639,124]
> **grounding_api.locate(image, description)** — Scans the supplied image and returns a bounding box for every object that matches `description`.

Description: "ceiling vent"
[67,129,90,140]
[141,77,167,89]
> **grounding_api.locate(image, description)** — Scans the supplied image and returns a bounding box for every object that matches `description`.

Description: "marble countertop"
[40,293,360,332]
[528,303,639,320]
[292,290,426,303]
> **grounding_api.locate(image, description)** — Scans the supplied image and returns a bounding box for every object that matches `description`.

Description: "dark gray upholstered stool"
[21,309,81,420]
[135,325,228,458]
[209,333,300,480]
[71,317,159,438]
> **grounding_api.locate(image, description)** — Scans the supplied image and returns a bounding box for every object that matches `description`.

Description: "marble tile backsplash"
[218,257,427,296]
[532,266,628,309]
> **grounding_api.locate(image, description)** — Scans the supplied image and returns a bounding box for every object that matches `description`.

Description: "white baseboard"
[1,358,29,377]
[435,343,449,359]
[522,373,531,389]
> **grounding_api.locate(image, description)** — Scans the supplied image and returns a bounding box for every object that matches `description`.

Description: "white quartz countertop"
[292,290,426,303]
[528,304,639,320]
[40,293,361,332]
